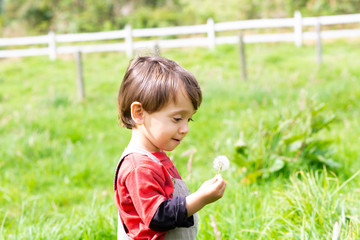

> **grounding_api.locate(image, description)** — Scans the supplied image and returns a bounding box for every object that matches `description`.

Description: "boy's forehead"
[167,106,196,116]
[165,90,195,114]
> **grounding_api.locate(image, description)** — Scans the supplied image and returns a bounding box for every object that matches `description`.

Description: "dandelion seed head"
[213,155,230,172]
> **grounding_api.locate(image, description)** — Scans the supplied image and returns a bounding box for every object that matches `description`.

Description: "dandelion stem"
[210,215,222,240]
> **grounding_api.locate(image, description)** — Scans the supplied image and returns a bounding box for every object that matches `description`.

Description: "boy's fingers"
[208,175,219,183]
[213,174,223,181]
[215,175,226,185]
[206,174,226,185]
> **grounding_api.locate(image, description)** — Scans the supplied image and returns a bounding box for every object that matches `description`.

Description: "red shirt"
[115,151,182,240]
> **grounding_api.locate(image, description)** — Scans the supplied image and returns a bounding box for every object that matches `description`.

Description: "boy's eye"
[173,117,193,122]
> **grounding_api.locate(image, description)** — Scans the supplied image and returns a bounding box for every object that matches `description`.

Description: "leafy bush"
[1,0,360,36]
[122,6,184,29]
[235,98,338,184]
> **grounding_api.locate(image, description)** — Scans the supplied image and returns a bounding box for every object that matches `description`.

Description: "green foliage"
[268,169,360,238]
[123,6,183,29]
[1,0,360,35]
[198,169,360,239]
[23,4,53,31]
[236,98,339,184]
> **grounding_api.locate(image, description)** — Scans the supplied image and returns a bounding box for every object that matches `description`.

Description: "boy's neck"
[129,128,160,153]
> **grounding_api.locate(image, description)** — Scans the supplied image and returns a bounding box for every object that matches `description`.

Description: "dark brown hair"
[117,56,202,129]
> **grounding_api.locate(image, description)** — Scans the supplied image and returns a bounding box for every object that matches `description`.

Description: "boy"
[114,56,226,239]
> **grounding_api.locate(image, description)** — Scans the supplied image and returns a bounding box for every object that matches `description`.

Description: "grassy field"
[0,40,359,239]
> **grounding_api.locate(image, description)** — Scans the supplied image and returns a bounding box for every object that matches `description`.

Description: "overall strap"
[114,146,162,190]
[114,146,174,191]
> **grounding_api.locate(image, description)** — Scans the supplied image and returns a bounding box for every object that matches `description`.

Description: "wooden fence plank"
[56,30,126,42]
[0,35,48,46]
[48,31,57,60]
[207,18,216,50]
[132,24,206,37]
[238,32,247,80]
[294,11,303,47]
[74,51,85,100]
[316,19,322,65]
[125,24,133,57]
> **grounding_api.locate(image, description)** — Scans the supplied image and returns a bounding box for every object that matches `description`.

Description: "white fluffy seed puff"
[213,155,230,174]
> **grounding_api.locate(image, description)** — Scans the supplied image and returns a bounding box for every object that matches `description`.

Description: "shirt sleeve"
[125,165,169,227]
[149,196,194,231]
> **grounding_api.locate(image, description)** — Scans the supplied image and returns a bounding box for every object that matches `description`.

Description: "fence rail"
[0,11,359,60]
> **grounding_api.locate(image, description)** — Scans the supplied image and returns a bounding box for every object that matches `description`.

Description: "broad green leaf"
[283,133,306,144]
[311,102,327,116]
[234,139,247,155]
[269,158,285,173]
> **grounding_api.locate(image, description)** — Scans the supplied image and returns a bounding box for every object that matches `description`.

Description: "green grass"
[1,40,359,239]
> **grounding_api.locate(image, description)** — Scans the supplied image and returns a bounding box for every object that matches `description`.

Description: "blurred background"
[1,0,360,36]
[1,1,360,239]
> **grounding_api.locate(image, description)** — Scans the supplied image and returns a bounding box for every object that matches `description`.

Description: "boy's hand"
[185,175,226,217]
[196,175,226,204]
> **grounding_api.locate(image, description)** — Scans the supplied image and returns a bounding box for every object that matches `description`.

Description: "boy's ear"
[130,101,144,125]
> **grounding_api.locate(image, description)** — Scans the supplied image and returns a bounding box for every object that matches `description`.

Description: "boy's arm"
[150,175,226,230]
[149,196,194,231]
[185,175,226,217]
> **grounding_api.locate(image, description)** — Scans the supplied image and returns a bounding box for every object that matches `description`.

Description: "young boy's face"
[140,88,196,152]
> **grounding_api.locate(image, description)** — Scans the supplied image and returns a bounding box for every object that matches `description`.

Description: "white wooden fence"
[0,11,359,60]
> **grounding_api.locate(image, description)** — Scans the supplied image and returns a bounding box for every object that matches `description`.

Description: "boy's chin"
[162,145,178,152]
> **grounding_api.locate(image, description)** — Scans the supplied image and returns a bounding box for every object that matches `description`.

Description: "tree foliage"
[0,0,359,36]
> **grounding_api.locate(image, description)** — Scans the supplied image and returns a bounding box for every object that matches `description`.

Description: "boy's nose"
[179,122,189,134]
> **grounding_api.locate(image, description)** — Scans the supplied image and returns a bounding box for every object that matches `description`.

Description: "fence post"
[74,51,86,101]
[238,32,247,80]
[207,18,216,50]
[316,18,322,65]
[154,42,161,56]
[294,10,302,47]
[48,31,57,60]
[125,24,133,57]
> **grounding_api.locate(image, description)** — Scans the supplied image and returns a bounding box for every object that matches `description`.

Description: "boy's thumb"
[213,174,223,182]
